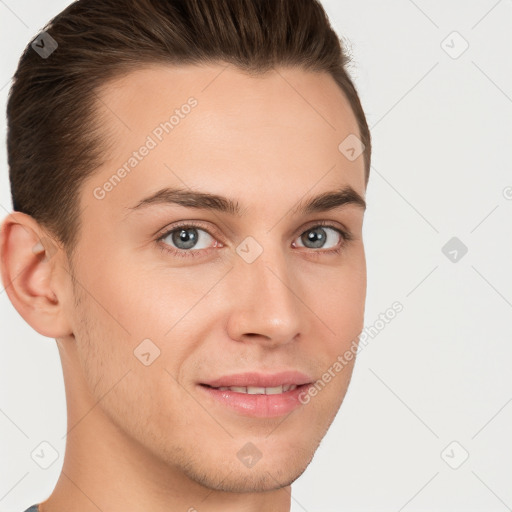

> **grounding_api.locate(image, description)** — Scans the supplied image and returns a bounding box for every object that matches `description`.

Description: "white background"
[1,1,511,511]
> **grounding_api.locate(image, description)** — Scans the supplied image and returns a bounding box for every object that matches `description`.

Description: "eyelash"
[155,220,353,259]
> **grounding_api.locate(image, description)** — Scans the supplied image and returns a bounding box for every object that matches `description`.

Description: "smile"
[208,384,298,394]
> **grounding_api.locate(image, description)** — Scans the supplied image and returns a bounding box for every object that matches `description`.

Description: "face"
[62,63,367,492]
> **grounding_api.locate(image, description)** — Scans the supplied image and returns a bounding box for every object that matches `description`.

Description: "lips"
[200,370,314,389]
[208,384,298,394]
[198,382,313,418]
[198,371,315,418]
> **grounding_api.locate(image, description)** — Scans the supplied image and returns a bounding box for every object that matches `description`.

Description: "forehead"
[83,63,365,220]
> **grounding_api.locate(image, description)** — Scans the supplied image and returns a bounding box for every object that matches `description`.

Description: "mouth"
[200,370,314,389]
[200,383,302,394]
[197,372,315,418]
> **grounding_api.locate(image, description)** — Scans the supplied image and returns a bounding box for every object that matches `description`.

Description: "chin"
[184,442,315,493]
[191,462,310,493]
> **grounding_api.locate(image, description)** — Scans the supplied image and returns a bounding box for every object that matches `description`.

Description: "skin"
[0,63,367,512]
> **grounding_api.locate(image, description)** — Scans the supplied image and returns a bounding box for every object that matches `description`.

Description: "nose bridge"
[226,238,303,345]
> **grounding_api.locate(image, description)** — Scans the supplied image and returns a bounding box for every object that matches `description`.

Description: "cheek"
[71,278,192,437]
[78,258,222,396]
[307,256,366,343]
[85,254,205,340]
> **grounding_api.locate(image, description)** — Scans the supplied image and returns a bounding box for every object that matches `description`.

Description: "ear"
[0,211,73,338]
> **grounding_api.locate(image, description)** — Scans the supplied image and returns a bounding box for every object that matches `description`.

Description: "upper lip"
[201,371,314,388]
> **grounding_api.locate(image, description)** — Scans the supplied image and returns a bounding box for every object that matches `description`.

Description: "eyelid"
[294,219,352,241]
[156,219,351,243]
[155,219,220,240]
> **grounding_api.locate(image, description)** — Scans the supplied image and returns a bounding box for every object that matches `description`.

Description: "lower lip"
[198,384,312,418]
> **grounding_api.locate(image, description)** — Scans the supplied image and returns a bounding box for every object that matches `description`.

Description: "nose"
[225,245,304,348]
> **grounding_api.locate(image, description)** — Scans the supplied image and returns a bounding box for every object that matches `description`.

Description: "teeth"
[265,385,285,395]
[229,386,247,393]
[247,386,266,394]
[214,384,298,394]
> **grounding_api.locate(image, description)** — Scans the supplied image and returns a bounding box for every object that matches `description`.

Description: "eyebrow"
[126,185,366,217]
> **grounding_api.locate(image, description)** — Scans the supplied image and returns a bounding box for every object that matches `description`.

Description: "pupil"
[303,227,325,248]
[173,228,198,249]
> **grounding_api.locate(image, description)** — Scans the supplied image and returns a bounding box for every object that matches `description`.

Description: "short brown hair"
[6,0,371,260]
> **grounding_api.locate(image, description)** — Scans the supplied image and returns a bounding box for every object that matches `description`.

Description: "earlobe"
[0,212,73,339]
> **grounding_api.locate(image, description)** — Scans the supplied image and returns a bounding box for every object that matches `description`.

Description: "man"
[1,0,371,511]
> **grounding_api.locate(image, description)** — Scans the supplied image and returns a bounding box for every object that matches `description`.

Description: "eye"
[157,222,223,259]
[292,223,349,252]
[156,220,352,259]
